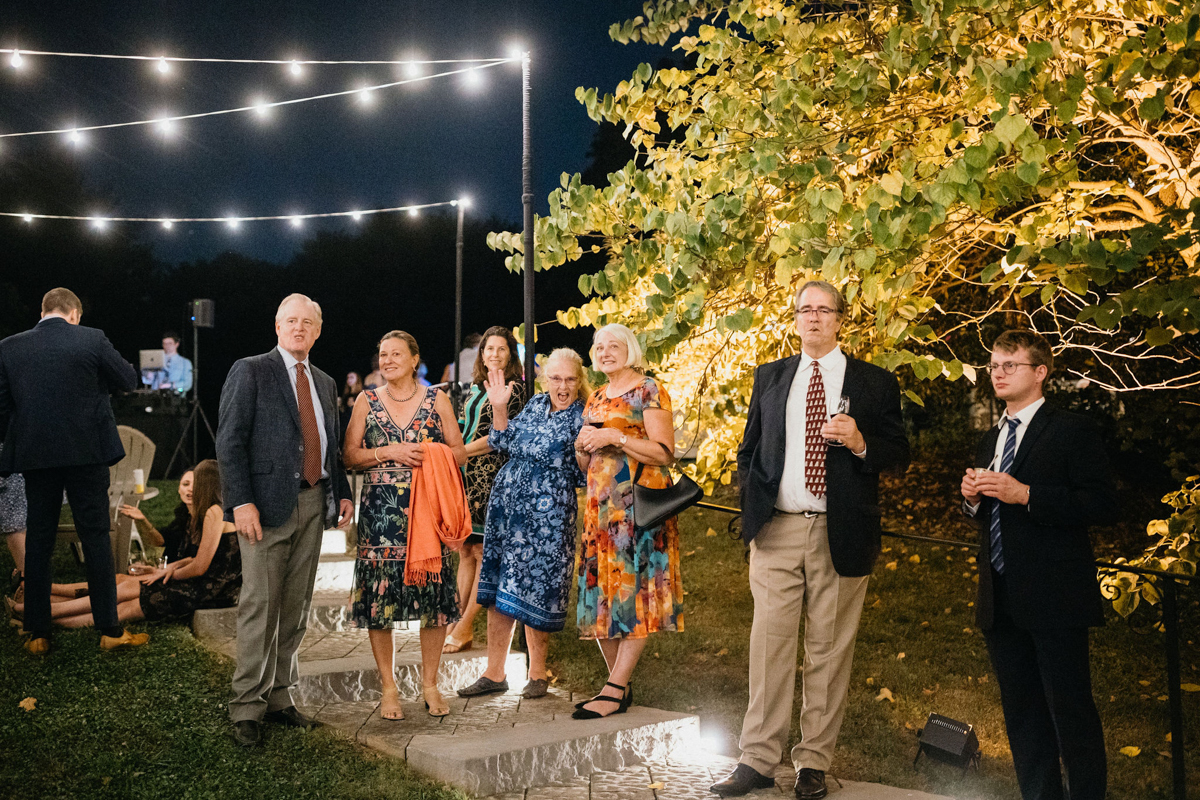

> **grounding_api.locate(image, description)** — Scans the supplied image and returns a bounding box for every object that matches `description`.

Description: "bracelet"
[374,447,383,464]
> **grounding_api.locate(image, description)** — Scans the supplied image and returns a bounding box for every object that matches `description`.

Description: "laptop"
[140,349,166,370]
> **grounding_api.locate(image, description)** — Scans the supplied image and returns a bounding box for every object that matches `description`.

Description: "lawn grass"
[2,481,467,800]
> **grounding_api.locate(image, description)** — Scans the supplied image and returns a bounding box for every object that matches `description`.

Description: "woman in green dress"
[343,330,467,720]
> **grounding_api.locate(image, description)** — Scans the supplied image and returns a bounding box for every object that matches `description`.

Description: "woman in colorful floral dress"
[572,324,683,719]
[343,330,467,721]
[444,326,527,654]
[455,349,588,700]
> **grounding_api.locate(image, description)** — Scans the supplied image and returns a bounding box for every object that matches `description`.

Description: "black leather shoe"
[263,706,317,730]
[233,720,262,747]
[794,768,827,799]
[709,764,776,796]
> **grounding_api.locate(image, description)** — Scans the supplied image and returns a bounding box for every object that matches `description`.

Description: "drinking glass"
[827,395,851,447]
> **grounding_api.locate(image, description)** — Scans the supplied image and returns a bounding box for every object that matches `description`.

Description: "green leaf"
[1016,161,1041,185]
[1145,327,1176,346]
[994,114,1028,146]
[1026,41,1054,64]
[725,308,754,332]
[903,390,925,407]
[1139,92,1167,121]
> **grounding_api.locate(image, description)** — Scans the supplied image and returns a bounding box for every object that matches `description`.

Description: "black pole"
[192,324,200,464]
[521,52,535,398]
[454,201,464,385]
[1163,579,1187,800]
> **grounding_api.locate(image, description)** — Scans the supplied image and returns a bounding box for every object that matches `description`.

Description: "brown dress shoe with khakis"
[24,636,51,655]
[100,630,150,650]
[794,768,827,799]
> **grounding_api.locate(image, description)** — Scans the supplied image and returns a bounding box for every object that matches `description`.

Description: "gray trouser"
[229,484,326,722]
[738,513,870,775]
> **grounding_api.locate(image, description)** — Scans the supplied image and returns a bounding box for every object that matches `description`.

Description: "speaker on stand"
[166,300,218,475]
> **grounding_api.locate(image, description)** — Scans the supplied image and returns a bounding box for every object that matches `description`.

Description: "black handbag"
[631,460,703,530]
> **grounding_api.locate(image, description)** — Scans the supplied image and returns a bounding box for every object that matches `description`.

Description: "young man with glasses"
[961,329,1112,800]
[713,280,910,799]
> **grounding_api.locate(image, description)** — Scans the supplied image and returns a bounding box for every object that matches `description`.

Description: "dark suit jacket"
[972,403,1112,630]
[737,353,910,577]
[0,317,138,474]
[216,348,352,528]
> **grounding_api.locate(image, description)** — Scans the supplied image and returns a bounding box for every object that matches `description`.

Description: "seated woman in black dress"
[14,459,241,626]
[118,467,194,564]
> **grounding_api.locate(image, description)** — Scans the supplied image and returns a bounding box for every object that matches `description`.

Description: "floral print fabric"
[350,388,459,629]
[477,394,585,632]
[461,381,527,534]
[577,377,684,640]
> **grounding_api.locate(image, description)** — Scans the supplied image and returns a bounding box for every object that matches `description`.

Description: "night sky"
[1,1,668,264]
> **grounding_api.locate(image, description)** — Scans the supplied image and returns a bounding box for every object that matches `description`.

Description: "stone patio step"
[192,590,355,640]
[314,553,355,592]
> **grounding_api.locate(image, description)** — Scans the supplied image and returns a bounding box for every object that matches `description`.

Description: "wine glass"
[827,395,851,447]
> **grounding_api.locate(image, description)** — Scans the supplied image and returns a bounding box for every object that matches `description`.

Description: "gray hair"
[275,293,323,324]
[540,347,593,402]
[794,280,846,317]
[591,323,646,371]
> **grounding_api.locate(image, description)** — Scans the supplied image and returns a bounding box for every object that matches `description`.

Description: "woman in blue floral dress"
[343,331,467,720]
[455,349,588,700]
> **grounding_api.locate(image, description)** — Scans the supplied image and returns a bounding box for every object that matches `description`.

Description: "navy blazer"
[215,348,352,528]
[737,353,910,577]
[971,403,1111,630]
[0,317,139,474]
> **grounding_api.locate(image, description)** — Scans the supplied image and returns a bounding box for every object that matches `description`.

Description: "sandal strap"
[603,681,628,692]
[585,694,623,705]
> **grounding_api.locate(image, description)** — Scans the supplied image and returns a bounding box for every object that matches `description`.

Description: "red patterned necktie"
[295,363,322,486]
[805,363,827,498]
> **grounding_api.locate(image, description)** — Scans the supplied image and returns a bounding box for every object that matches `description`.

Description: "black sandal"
[575,680,632,709]
[571,681,629,720]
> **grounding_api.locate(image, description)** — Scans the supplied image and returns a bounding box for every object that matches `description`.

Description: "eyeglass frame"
[794,306,840,318]
[984,361,1039,376]
[544,375,579,386]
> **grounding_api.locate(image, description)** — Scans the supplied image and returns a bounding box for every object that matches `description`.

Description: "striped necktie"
[989,417,1020,574]
[805,363,828,498]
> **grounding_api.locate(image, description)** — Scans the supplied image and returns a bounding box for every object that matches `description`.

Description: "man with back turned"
[0,287,147,654]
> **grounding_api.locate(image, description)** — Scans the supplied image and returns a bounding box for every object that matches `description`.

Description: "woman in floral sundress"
[572,324,683,720]
[343,330,467,721]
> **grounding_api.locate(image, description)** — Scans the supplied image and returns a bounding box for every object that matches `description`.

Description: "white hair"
[276,293,323,324]
[591,323,645,371]
[540,347,592,401]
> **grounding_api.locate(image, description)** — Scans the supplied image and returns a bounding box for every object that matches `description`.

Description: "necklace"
[385,382,419,403]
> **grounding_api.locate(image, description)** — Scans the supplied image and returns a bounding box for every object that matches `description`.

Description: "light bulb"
[462,66,483,89]
[253,98,271,118]
[289,60,303,77]
[403,61,422,79]
[155,117,176,137]
[157,57,170,74]
[350,210,363,221]
[458,195,472,209]
[289,215,304,229]
[22,213,33,223]
[9,50,23,69]
[226,217,241,230]
[90,217,108,231]
[407,207,419,218]
[67,128,85,147]
[506,44,525,61]
[357,87,374,106]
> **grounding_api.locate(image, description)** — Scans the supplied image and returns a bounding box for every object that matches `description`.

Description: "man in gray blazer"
[217,293,353,747]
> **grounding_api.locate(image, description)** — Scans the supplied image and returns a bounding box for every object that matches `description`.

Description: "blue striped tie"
[989,417,1020,574]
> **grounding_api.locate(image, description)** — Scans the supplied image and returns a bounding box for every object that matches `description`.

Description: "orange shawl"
[405,441,471,586]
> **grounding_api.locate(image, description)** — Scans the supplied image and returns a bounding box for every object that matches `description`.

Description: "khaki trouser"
[229,484,326,722]
[738,513,869,775]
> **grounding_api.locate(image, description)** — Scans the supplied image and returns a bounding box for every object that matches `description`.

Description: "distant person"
[216,293,354,748]
[118,468,195,564]
[444,326,527,656]
[341,372,363,412]
[712,280,909,800]
[11,460,240,628]
[144,331,193,393]
[364,354,383,390]
[0,287,147,655]
[571,324,682,720]
[961,330,1112,800]
[0,442,26,599]
[343,330,469,721]
[440,332,482,384]
[456,348,587,700]
[417,361,431,387]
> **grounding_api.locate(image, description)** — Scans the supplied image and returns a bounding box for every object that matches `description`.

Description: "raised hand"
[484,367,513,408]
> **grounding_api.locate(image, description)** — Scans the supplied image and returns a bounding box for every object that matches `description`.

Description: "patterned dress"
[460,381,528,542]
[350,387,460,629]
[577,377,684,639]
[478,394,585,632]
[139,529,241,622]
[0,443,26,534]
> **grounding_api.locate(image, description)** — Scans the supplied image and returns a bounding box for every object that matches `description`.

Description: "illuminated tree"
[490,0,1200,491]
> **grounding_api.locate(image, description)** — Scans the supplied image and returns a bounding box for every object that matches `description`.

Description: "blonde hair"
[540,348,592,403]
[590,323,645,371]
[275,293,323,324]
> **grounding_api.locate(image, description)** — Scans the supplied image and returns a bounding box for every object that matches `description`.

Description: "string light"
[402,60,422,79]
[0,47,510,67]
[0,60,511,140]
[289,59,303,78]
[2,199,461,226]
[9,49,22,69]
[67,128,85,147]
[252,97,272,118]
[356,86,374,106]
[462,65,484,90]
[156,56,171,75]
[155,116,177,137]
[161,219,174,230]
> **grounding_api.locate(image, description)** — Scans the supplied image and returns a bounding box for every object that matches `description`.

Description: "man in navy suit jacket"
[712,281,910,800]
[216,293,353,748]
[0,288,146,654]
[962,330,1110,800]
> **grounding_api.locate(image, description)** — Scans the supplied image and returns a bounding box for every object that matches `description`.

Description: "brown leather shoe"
[794,768,827,799]
[710,764,776,797]
[24,636,50,655]
[100,630,150,650]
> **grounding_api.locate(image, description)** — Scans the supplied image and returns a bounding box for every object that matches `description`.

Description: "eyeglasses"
[795,307,839,318]
[985,362,1036,375]
[545,376,578,386]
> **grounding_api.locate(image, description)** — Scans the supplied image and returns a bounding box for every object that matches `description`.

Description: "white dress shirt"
[966,396,1045,515]
[277,345,329,479]
[775,347,848,514]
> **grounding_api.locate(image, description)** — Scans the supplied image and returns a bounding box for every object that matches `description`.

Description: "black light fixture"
[914,713,981,772]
